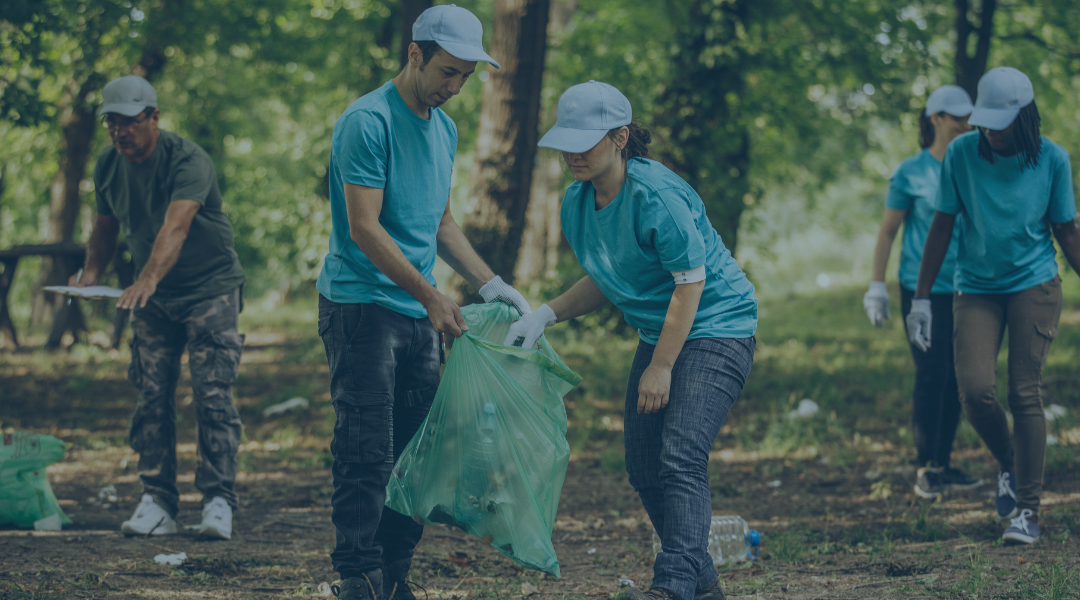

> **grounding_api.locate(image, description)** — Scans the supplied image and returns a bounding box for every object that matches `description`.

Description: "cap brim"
[98,103,151,117]
[434,40,501,69]
[944,105,973,117]
[538,126,609,153]
[968,106,1019,130]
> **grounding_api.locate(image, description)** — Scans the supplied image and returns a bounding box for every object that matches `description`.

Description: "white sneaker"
[121,494,178,536]
[193,496,232,540]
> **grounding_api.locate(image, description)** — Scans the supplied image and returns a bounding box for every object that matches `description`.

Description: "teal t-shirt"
[884,149,958,294]
[560,158,758,343]
[316,81,457,318]
[934,132,1076,294]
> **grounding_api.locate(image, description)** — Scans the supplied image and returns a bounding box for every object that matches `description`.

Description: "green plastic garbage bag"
[386,303,581,576]
[0,432,71,529]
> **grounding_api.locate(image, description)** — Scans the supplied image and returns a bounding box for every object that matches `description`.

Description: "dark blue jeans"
[318,296,441,579]
[900,286,962,468]
[624,336,755,600]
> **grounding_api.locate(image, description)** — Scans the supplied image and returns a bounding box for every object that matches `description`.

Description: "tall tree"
[954,0,997,98]
[457,0,551,298]
[398,0,433,69]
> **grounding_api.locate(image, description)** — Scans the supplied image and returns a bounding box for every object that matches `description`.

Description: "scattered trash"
[316,582,333,597]
[617,578,635,588]
[262,397,310,418]
[1045,404,1068,422]
[788,399,819,419]
[766,480,781,487]
[153,552,187,566]
[98,485,118,503]
[521,582,540,596]
[33,513,62,531]
[587,548,597,555]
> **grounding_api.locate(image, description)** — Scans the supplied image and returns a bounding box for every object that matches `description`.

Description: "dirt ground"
[3,323,1080,599]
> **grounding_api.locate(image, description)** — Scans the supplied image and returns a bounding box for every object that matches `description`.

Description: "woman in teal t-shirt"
[863,85,981,499]
[910,67,1080,545]
[505,81,757,600]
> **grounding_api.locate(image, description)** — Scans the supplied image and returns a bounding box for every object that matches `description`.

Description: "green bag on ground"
[386,303,581,576]
[0,432,71,529]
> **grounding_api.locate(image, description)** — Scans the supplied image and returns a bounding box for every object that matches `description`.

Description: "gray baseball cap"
[412,4,500,69]
[98,76,157,117]
[968,67,1034,130]
[924,85,973,117]
[538,81,632,153]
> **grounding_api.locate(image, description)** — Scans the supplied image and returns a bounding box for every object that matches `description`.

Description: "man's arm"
[116,199,201,310]
[72,214,121,287]
[345,183,468,336]
[1052,219,1080,275]
[434,201,495,290]
[914,211,956,298]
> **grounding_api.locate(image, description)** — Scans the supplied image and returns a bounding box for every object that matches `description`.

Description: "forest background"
[3,0,1079,328]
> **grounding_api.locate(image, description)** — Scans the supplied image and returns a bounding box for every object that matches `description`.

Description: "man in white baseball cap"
[317,6,530,600]
[77,74,246,542]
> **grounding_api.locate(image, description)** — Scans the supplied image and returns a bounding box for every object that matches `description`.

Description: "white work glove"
[479,275,532,317]
[906,298,932,352]
[503,303,557,348]
[863,281,890,327]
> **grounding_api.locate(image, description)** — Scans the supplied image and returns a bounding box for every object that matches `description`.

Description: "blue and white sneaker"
[1002,509,1039,544]
[996,472,1018,519]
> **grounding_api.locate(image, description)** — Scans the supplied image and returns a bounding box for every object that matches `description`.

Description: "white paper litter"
[153,552,187,566]
[43,285,124,299]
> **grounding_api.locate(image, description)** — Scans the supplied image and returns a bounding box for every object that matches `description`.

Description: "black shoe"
[940,467,982,490]
[694,578,727,600]
[617,587,685,600]
[382,559,425,600]
[914,468,945,499]
[334,570,382,600]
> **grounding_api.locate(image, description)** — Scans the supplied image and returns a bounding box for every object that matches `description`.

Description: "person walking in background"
[908,67,1080,545]
[863,85,982,499]
[506,81,758,600]
[316,6,531,600]
[74,75,247,540]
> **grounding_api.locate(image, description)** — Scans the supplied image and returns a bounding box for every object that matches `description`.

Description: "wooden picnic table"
[0,242,134,350]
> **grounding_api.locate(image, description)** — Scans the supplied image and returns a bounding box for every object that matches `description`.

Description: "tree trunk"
[455,0,550,301]
[954,0,997,99]
[399,0,434,69]
[30,76,100,335]
[653,0,751,253]
[513,0,577,289]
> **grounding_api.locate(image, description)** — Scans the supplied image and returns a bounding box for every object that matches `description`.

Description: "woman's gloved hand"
[502,304,557,348]
[863,281,890,327]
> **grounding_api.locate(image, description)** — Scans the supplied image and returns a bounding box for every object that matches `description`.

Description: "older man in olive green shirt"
[75,76,244,540]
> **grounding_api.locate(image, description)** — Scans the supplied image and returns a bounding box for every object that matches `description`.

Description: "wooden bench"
[0,242,134,350]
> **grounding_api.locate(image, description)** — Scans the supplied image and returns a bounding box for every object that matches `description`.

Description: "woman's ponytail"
[608,121,652,161]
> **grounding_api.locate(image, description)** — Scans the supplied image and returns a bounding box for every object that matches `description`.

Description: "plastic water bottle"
[459,403,500,523]
[651,516,760,566]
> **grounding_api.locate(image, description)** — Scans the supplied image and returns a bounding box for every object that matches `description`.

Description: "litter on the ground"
[316,582,333,597]
[1045,404,1067,421]
[618,578,635,588]
[788,399,819,419]
[98,485,118,503]
[153,552,187,566]
[587,548,597,555]
[262,397,310,417]
[521,582,540,596]
[33,513,62,531]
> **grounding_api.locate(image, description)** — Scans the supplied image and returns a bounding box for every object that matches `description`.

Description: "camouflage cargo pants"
[128,287,244,518]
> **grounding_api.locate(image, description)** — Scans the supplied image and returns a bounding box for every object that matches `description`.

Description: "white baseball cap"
[412,5,500,69]
[538,81,632,153]
[968,67,1034,130]
[99,76,157,117]
[924,85,973,117]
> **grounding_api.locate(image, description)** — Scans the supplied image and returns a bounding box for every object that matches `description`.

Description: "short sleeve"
[170,153,215,205]
[93,159,113,216]
[646,188,706,272]
[933,146,962,215]
[1047,147,1077,224]
[884,164,914,211]
[334,111,389,189]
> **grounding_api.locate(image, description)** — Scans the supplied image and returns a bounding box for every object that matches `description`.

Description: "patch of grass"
[598,444,626,474]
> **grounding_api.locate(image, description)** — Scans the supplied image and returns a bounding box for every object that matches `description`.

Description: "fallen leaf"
[521,582,540,596]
